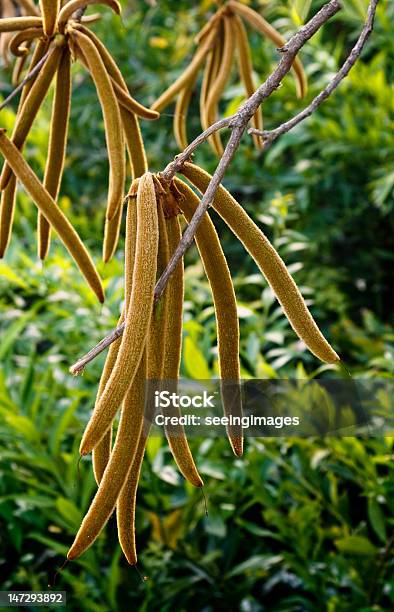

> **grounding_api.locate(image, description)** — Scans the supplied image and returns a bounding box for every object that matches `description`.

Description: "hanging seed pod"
[180,163,339,364]
[160,191,204,484]
[71,28,125,221]
[57,0,121,33]
[175,177,243,456]
[0,40,64,191]
[68,351,147,560]
[79,173,159,455]
[205,14,235,157]
[38,46,71,260]
[233,14,263,149]
[39,0,60,38]
[0,130,104,302]
[93,194,138,483]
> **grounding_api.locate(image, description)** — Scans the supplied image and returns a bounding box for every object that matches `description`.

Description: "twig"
[0,47,52,111]
[249,0,379,145]
[70,0,374,376]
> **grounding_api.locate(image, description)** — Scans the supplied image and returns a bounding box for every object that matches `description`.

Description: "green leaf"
[367,498,387,542]
[335,535,378,556]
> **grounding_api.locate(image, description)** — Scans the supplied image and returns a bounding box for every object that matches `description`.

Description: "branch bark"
[249,0,379,145]
[70,0,379,376]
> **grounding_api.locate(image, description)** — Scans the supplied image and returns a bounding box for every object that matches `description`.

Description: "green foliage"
[0,0,393,610]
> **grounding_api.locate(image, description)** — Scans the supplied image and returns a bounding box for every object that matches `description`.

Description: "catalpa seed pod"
[180,163,339,364]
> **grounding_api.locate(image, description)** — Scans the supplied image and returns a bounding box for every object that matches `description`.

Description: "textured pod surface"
[181,163,339,364]
[58,0,121,32]
[94,197,137,483]
[0,130,104,302]
[173,75,196,151]
[71,28,125,221]
[233,14,263,149]
[175,178,243,456]
[161,204,205,484]
[39,0,59,37]
[0,41,63,191]
[38,46,71,260]
[0,175,17,258]
[0,17,42,32]
[206,15,235,156]
[79,173,158,455]
[68,352,147,560]
[116,191,171,565]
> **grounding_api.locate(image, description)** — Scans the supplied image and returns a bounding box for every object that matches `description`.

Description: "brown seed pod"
[173,74,197,154]
[38,46,71,260]
[160,195,205,483]
[0,129,104,302]
[180,163,339,364]
[233,14,263,149]
[39,0,59,38]
[0,174,17,258]
[8,27,43,57]
[200,23,223,154]
[58,0,121,33]
[0,17,42,32]
[67,351,147,560]
[116,186,171,565]
[0,40,64,191]
[174,177,243,456]
[94,194,138,482]
[228,0,307,99]
[205,14,235,157]
[71,28,125,221]
[79,173,158,455]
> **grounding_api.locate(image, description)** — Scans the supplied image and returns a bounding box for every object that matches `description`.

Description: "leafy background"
[0,0,393,610]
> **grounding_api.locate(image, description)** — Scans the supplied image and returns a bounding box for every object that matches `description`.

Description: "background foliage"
[0,0,393,610]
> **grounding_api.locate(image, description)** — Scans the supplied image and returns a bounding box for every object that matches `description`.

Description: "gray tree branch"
[249,0,379,145]
[70,0,378,375]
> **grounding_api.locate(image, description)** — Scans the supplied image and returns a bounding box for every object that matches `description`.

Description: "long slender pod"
[233,14,263,149]
[39,0,59,37]
[175,178,242,456]
[71,28,125,220]
[67,351,147,560]
[205,15,235,156]
[0,40,63,191]
[19,0,40,16]
[0,130,104,302]
[122,110,148,180]
[173,74,196,151]
[161,196,205,481]
[0,17,42,32]
[0,39,49,256]
[116,189,171,564]
[58,0,121,32]
[8,28,43,57]
[38,46,71,260]
[0,175,17,257]
[228,0,307,98]
[93,196,137,483]
[72,24,159,120]
[79,173,158,455]
[151,24,218,113]
[180,163,339,363]
[72,26,148,179]
[200,25,223,151]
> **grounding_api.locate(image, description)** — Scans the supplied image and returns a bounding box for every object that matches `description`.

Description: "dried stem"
[249,0,379,145]
[70,0,379,375]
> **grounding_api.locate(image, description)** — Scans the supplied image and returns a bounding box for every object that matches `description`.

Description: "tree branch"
[70,0,378,376]
[249,0,379,145]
